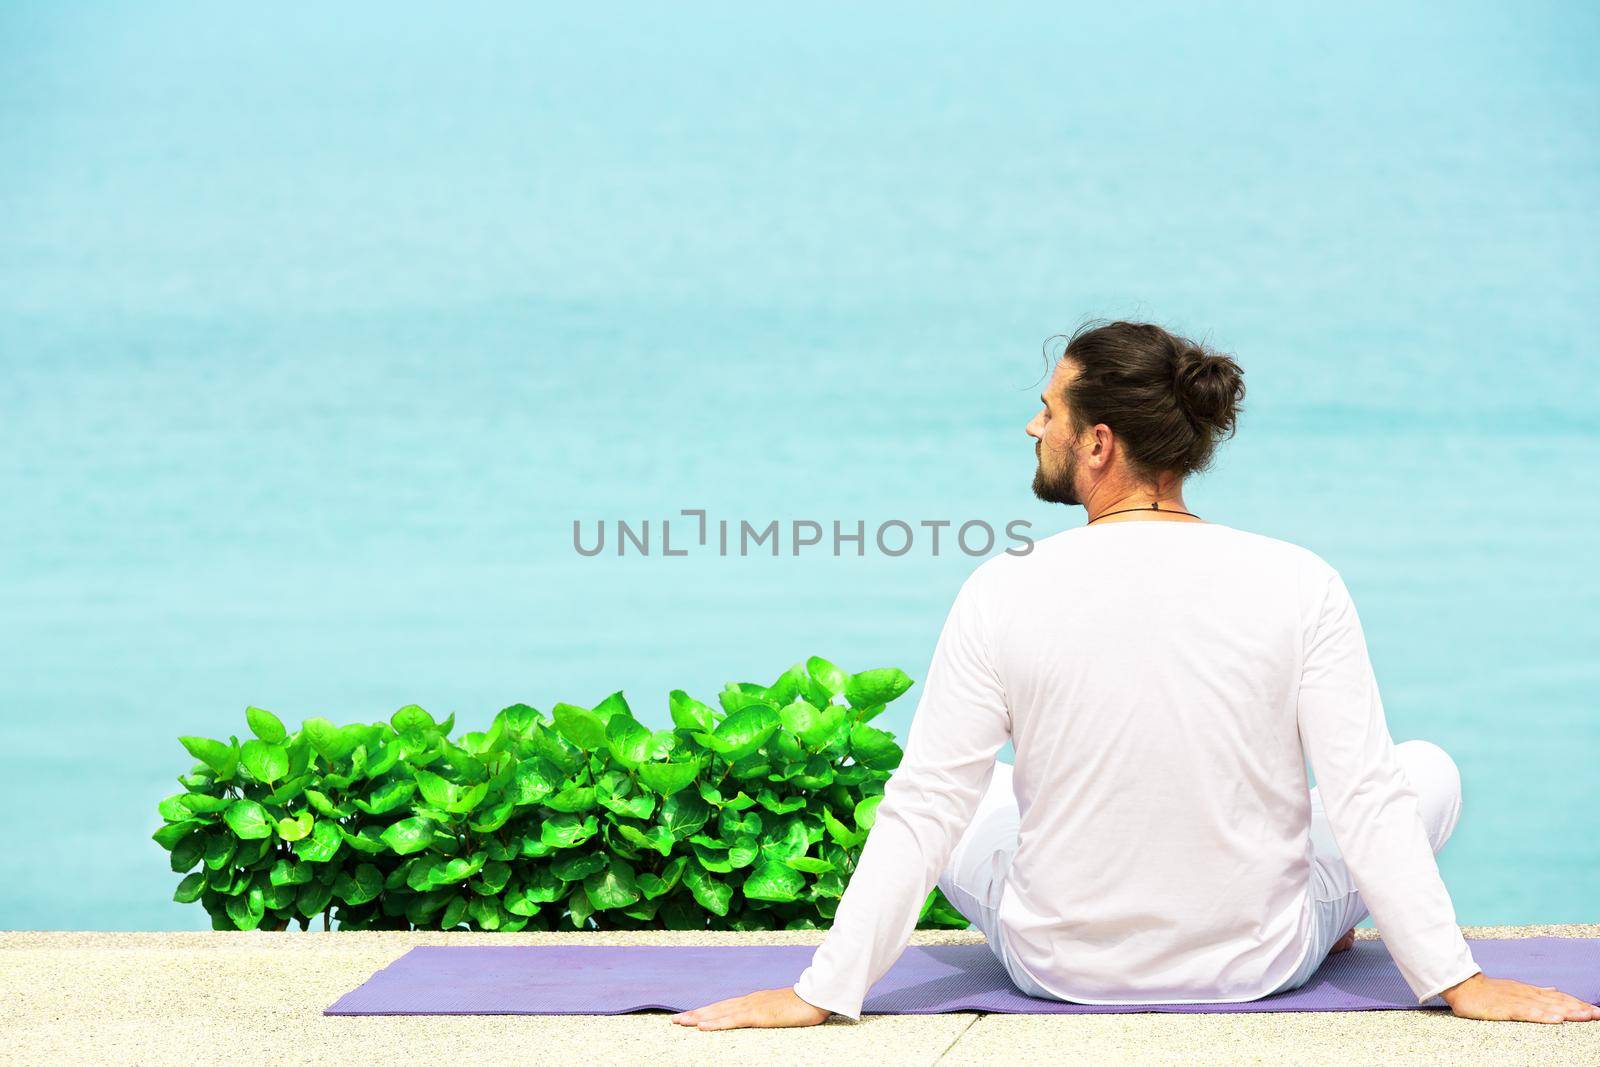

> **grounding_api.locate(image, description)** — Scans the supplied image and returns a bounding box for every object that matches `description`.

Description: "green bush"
[154,656,968,933]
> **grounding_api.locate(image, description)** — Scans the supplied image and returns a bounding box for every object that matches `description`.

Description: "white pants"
[935,739,1465,1001]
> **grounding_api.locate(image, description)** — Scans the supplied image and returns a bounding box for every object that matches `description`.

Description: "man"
[672,321,1599,1029]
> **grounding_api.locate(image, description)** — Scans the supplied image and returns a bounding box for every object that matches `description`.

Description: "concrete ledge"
[5,926,1597,1066]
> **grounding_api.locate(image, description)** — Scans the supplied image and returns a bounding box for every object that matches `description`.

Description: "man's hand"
[1441,972,1600,1023]
[670,987,832,1031]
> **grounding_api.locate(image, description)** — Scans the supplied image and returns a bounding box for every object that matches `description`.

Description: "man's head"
[1027,321,1245,506]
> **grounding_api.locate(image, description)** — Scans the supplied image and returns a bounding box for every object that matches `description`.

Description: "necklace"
[1086,502,1202,525]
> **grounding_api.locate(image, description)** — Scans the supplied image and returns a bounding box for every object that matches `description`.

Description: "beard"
[1032,442,1081,505]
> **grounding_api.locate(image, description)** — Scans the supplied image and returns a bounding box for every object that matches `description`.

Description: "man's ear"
[1089,423,1112,463]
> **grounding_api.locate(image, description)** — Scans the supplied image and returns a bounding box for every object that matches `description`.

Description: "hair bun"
[1055,319,1246,478]
[1172,342,1245,438]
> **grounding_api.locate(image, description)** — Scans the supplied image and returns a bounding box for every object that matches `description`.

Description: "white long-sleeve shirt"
[793,521,1479,1018]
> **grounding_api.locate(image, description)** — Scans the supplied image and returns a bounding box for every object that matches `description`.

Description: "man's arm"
[672,571,1012,1029]
[1296,566,1478,1001]
[1297,567,1598,1024]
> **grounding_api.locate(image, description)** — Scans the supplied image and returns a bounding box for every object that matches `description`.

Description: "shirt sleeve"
[791,572,1013,1019]
[1296,565,1480,1002]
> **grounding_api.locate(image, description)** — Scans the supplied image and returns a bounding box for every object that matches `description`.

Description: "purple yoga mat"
[326,937,1600,1016]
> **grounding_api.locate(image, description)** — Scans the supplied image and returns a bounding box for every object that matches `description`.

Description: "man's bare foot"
[1330,929,1356,954]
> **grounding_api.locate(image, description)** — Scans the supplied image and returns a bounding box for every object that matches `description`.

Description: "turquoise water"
[2,3,1596,930]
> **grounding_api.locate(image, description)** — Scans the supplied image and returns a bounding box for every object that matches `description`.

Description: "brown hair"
[1054,320,1245,479]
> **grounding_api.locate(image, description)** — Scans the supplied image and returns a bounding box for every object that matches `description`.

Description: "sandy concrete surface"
[5,925,1598,1066]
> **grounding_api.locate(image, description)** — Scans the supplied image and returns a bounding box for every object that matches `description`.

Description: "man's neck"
[1083,483,1200,525]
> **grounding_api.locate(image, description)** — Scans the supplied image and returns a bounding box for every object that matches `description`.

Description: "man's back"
[985,521,1325,1001]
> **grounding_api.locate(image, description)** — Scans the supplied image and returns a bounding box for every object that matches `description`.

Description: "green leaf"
[742,859,805,902]
[261,881,294,910]
[453,783,490,815]
[293,819,343,863]
[440,895,469,928]
[759,817,810,862]
[340,826,388,854]
[720,808,761,839]
[849,722,903,770]
[566,886,595,928]
[381,816,435,856]
[520,867,565,904]
[728,835,759,869]
[151,819,205,850]
[778,699,821,740]
[718,683,773,715]
[169,833,205,872]
[512,758,559,806]
[240,740,289,784]
[430,854,486,886]
[297,880,334,918]
[785,856,835,874]
[804,706,848,749]
[768,729,804,764]
[540,812,599,849]
[276,811,313,842]
[204,833,236,870]
[223,800,274,840]
[551,852,607,882]
[527,724,581,774]
[552,703,606,751]
[661,791,711,837]
[269,859,313,887]
[178,793,232,815]
[179,736,237,780]
[304,788,349,819]
[806,656,848,697]
[637,758,701,796]
[822,806,866,848]
[245,706,287,744]
[756,788,806,815]
[406,858,443,892]
[855,794,883,831]
[845,668,914,708]
[391,704,436,735]
[584,857,640,910]
[497,703,540,736]
[669,689,716,732]
[285,732,313,778]
[638,856,689,899]
[302,717,362,763]
[592,691,632,722]
[596,783,655,820]
[682,863,732,916]
[469,797,515,833]
[173,872,206,903]
[470,860,512,896]
[365,741,401,778]
[158,794,190,822]
[415,770,488,814]
[352,779,415,816]
[543,784,597,813]
[621,898,660,923]
[225,886,265,930]
[709,705,780,762]
[616,822,674,857]
[648,729,680,760]
[604,715,653,768]
[766,663,809,707]
[691,841,733,873]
